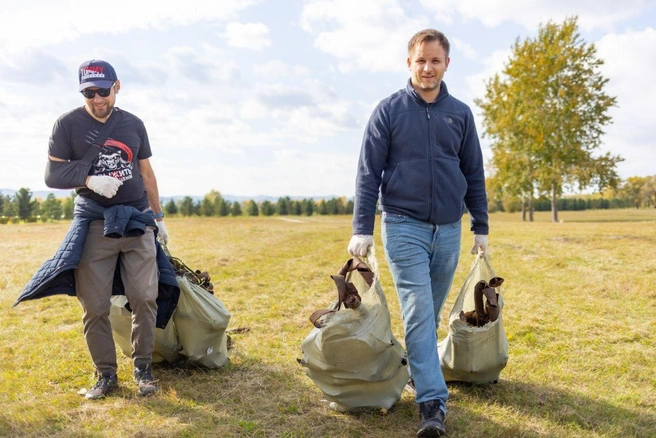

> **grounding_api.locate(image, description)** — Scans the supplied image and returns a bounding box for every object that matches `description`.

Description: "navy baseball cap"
[78,59,117,91]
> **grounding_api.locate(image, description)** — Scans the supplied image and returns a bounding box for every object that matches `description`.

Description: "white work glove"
[348,234,374,257]
[156,220,168,245]
[471,234,488,257]
[86,175,123,198]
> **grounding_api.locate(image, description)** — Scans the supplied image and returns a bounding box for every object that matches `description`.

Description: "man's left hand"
[471,234,488,256]
[156,220,169,245]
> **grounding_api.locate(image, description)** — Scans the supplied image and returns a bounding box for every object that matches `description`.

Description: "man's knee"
[81,299,111,323]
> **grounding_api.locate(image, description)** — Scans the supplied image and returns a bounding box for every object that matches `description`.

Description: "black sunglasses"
[81,84,114,99]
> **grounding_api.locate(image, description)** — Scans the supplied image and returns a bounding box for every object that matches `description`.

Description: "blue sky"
[1,0,654,198]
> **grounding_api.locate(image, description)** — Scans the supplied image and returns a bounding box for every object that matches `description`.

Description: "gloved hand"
[471,234,488,256]
[156,220,169,245]
[348,234,374,257]
[86,175,123,198]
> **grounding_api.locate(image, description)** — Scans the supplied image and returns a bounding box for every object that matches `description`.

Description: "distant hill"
[1,189,348,203]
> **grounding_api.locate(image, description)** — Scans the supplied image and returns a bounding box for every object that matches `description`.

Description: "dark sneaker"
[417,400,446,437]
[85,372,118,400]
[134,363,159,397]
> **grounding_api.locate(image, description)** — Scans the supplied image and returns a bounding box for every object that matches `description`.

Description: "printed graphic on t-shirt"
[86,129,135,182]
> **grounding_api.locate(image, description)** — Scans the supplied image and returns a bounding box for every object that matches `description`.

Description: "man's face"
[83,80,120,120]
[407,40,450,96]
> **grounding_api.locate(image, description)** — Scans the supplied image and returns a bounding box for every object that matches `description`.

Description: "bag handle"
[309,257,375,328]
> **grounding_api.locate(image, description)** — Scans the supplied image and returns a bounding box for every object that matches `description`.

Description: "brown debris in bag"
[459,277,504,327]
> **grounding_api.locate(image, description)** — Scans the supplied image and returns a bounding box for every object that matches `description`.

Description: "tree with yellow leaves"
[477,17,622,222]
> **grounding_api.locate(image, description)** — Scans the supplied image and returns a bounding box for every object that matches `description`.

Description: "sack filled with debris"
[109,295,183,364]
[438,254,508,384]
[299,251,409,412]
[169,253,231,368]
[109,249,230,368]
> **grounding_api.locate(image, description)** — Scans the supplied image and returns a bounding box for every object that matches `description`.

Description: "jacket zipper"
[426,105,433,223]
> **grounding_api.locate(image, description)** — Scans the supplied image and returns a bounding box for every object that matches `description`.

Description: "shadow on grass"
[3,359,653,437]
[149,358,421,438]
[448,380,656,437]
[147,360,578,438]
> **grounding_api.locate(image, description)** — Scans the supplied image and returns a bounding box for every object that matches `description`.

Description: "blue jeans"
[381,213,461,412]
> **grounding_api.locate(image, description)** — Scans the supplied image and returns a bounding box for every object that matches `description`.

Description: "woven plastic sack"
[438,254,508,384]
[299,251,409,412]
[172,275,231,368]
[109,295,183,364]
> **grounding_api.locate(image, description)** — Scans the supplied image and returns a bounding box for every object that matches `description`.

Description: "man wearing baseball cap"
[39,59,171,399]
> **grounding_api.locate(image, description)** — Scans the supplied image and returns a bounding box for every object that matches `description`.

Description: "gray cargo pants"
[75,220,159,374]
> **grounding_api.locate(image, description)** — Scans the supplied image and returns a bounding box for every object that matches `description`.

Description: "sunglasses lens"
[81,86,112,98]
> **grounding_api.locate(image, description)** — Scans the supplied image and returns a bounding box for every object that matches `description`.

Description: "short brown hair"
[408,29,450,58]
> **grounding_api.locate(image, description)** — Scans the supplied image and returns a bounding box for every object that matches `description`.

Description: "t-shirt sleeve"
[137,122,152,160]
[48,117,72,160]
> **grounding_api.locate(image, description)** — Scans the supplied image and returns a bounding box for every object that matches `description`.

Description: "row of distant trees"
[162,190,354,218]
[0,189,73,223]
[488,174,656,216]
[1,174,654,224]
[0,189,354,223]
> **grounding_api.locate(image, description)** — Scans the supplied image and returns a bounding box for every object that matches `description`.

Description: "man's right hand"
[348,234,374,257]
[86,175,123,198]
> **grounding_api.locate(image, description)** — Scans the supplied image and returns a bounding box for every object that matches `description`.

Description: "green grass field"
[1,210,655,437]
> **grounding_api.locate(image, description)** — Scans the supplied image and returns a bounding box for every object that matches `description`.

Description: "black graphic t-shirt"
[48,107,152,209]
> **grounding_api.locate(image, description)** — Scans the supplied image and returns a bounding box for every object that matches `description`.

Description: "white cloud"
[0,49,68,85]
[165,46,239,84]
[159,148,357,197]
[464,48,512,107]
[596,27,656,177]
[223,22,272,49]
[300,0,428,73]
[257,84,315,109]
[260,60,310,78]
[420,0,650,31]
[463,48,513,162]
[451,38,479,60]
[0,0,262,55]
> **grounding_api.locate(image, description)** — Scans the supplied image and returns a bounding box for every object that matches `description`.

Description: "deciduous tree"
[477,17,622,222]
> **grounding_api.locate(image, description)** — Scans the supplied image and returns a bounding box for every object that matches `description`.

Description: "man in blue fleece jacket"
[348,29,489,437]
[45,59,169,400]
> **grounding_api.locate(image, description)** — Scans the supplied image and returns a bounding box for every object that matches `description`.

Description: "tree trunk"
[529,196,534,222]
[521,196,527,221]
[551,185,559,222]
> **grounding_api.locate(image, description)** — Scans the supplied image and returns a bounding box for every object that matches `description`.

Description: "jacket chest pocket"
[432,115,463,159]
